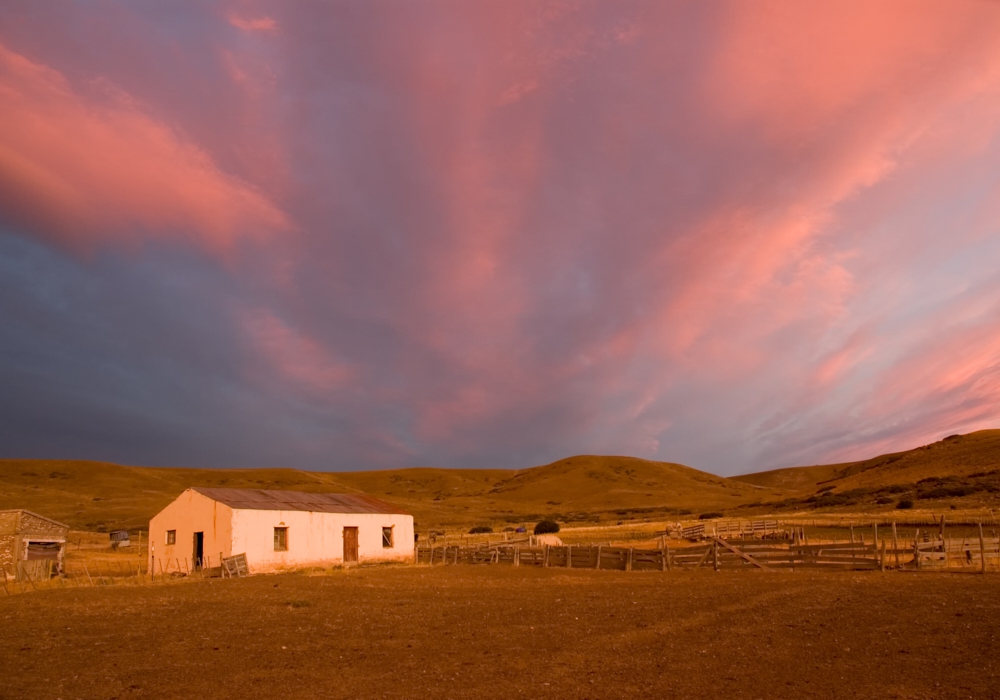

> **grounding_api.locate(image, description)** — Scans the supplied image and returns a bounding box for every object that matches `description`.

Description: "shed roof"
[0,509,70,532]
[190,488,410,515]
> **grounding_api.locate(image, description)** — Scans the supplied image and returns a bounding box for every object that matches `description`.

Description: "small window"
[166,530,176,545]
[382,526,394,548]
[274,527,288,551]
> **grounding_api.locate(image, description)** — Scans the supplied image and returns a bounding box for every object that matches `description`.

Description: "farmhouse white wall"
[231,510,414,571]
[148,488,414,574]
[149,489,233,572]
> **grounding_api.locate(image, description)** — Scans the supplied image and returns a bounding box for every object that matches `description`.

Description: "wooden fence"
[1,551,254,596]
[418,525,1000,573]
[417,537,889,572]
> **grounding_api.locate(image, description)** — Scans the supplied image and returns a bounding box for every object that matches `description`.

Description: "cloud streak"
[0,41,289,254]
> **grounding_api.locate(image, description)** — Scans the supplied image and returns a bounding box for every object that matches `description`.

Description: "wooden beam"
[713,537,773,571]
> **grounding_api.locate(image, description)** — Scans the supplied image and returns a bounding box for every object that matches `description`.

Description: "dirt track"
[2,567,999,699]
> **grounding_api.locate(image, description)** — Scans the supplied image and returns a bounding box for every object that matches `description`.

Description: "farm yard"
[2,565,1000,700]
[6,440,1000,699]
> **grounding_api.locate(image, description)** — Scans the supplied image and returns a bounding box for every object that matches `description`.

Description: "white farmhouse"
[149,487,413,574]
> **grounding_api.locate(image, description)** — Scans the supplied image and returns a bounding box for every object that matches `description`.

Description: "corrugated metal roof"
[190,488,409,515]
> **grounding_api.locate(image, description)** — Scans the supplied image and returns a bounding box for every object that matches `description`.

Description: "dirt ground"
[2,566,999,700]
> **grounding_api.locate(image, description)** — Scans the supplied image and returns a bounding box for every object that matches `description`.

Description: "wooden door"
[343,527,359,563]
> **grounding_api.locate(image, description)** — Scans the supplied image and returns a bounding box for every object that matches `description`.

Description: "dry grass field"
[3,566,1000,700]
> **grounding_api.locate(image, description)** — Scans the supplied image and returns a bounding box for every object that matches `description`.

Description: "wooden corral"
[0,509,69,581]
[417,525,1000,573]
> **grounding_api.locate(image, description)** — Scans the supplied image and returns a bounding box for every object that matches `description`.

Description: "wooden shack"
[0,509,70,581]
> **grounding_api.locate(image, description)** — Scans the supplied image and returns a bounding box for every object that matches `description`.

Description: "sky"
[2,1,1000,475]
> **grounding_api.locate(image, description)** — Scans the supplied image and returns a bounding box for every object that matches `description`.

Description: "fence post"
[713,539,719,572]
[979,523,987,575]
[627,547,633,572]
[595,545,602,570]
[543,544,550,568]
[913,529,921,570]
[665,546,672,571]
[566,545,572,569]
[892,522,899,569]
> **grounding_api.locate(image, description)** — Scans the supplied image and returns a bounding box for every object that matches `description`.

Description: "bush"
[919,486,976,500]
[896,500,914,510]
[468,526,493,534]
[699,512,724,520]
[534,520,560,535]
[875,497,893,505]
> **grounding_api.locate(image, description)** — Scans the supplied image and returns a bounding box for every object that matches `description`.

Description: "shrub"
[534,520,560,535]
[919,486,976,499]
[468,526,493,534]
[896,500,914,510]
[885,484,908,494]
[699,512,724,520]
[875,497,893,505]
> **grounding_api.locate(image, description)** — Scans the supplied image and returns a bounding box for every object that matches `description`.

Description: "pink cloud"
[228,15,277,32]
[498,79,538,106]
[0,42,289,254]
[242,310,353,394]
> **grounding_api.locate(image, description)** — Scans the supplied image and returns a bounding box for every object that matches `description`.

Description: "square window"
[166,530,176,545]
[274,527,288,551]
[382,526,394,548]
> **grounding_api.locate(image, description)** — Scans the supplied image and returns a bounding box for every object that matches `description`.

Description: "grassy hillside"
[8,430,999,533]
[0,455,764,532]
[732,430,1000,512]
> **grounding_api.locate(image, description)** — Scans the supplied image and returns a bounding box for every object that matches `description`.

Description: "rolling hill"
[732,430,1000,511]
[735,430,1000,493]
[0,455,765,532]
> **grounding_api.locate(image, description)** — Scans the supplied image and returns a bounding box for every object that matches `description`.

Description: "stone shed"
[0,509,70,580]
